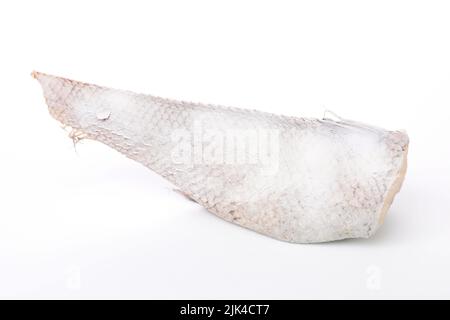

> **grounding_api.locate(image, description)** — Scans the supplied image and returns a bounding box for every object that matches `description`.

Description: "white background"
[1,0,449,299]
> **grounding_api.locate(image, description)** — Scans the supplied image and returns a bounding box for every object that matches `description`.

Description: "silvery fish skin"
[33,71,408,243]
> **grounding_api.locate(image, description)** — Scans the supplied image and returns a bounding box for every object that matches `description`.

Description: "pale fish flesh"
[33,71,409,243]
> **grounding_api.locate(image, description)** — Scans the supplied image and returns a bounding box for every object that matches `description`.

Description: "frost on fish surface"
[33,71,409,243]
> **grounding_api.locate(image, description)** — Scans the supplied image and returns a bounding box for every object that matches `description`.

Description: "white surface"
[0,0,449,299]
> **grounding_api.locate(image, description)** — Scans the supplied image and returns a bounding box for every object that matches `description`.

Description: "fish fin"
[322,109,343,121]
[172,189,198,203]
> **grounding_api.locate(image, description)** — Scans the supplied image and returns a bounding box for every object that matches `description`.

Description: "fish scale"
[33,71,408,243]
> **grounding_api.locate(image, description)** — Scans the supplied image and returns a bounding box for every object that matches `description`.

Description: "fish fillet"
[33,71,408,243]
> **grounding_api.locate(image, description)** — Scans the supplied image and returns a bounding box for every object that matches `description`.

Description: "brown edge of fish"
[378,143,409,225]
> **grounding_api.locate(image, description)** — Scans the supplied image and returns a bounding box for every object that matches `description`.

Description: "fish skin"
[33,71,409,243]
